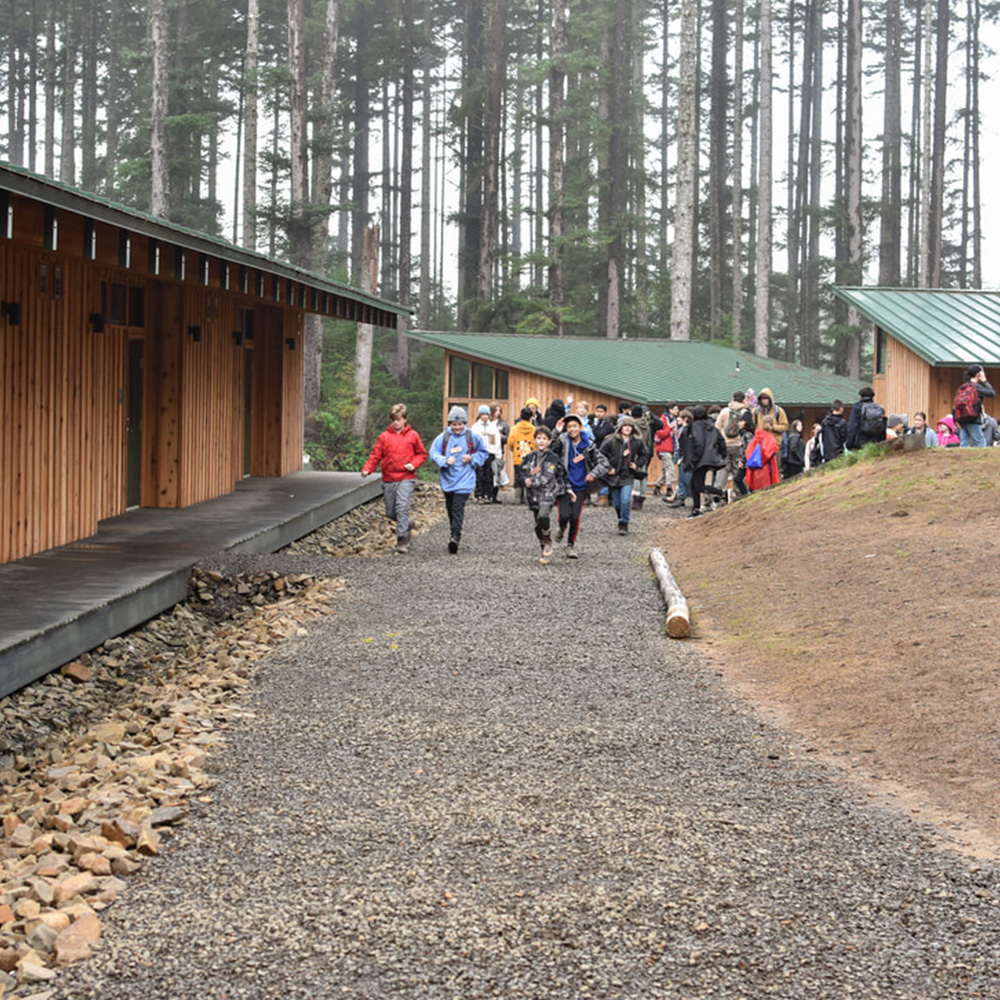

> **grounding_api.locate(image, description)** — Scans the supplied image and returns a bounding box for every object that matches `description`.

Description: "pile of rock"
[283,481,445,557]
[0,568,346,994]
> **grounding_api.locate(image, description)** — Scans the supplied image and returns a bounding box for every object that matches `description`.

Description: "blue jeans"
[610,482,633,523]
[959,421,986,447]
[675,464,692,500]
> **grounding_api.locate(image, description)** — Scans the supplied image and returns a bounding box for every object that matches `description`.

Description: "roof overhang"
[0,162,409,326]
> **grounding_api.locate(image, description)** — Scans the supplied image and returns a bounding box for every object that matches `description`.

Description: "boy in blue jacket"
[429,407,489,553]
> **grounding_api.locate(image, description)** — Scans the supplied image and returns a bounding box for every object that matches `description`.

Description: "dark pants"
[533,502,554,541]
[690,467,726,511]
[444,491,469,541]
[557,490,586,545]
[475,457,495,499]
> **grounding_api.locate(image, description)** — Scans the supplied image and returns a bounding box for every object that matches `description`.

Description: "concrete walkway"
[0,472,379,697]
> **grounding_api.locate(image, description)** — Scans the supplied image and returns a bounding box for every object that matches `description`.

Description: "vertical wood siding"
[1,192,319,565]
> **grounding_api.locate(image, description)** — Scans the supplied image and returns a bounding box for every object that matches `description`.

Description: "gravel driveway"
[58,499,1000,999]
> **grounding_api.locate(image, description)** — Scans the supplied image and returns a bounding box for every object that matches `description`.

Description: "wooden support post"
[649,547,691,638]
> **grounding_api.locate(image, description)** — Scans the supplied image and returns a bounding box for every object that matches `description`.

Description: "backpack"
[443,427,475,452]
[746,441,763,469]
[954,381,980,423]
[859,400,885,436]
[724,407,741,439]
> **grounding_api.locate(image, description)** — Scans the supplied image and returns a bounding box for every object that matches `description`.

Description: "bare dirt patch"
[658,447,1000,859]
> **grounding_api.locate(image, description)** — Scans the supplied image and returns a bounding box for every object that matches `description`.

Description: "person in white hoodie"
[472,405,503,502]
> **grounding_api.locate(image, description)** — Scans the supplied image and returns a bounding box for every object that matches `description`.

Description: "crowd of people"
[360,363,996,559]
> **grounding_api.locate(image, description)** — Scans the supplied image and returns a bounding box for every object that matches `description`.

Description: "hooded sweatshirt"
[753,387,789,444]
[429,426,489,492]
[362,423,428,482]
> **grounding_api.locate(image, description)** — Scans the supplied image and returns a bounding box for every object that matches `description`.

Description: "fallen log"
[649,547,690,638]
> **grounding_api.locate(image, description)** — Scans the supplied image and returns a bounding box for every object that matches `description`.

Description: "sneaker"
[542,541,554,560]
[555,524,565,542]
[618,522,628,535]
[687,509,703,518]
[395,539,408,554]
[448,539,459,554]
[664,498,686,508]
[566,545,578,559]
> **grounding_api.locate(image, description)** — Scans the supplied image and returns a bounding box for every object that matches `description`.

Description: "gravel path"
[57,497,1000,999]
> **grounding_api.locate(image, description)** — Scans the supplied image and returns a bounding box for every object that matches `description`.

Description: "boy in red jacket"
[361,404,428,553]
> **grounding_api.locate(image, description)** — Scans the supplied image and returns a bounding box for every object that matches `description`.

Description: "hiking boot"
[555,524,566,542]
[687,508,703,518]
[566,545,578,559]
[448,538,459,554]
[540,534,553,563]
[618,521,628,535]
[395,537,408,554]
[631,494,645,511]
[664,498,686,508]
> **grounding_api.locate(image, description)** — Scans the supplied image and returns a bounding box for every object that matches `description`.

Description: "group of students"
[359,365,997,555]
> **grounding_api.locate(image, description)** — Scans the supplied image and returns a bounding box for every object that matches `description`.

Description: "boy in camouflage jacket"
[522,424,573,564]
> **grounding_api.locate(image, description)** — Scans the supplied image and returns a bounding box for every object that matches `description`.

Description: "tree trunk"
[708,0,727,341]
[927,0,949,287]
[844,0,862,377]
[242,0,259,250]
[919,0,933,285]
[150,0,170,217]
[287,0,310,265]
[878,0,902,287]
[418,3,433,331]
[44,0,56,178]
[477,0,505,305]
[605,0,628,339]
[753,0,772,356]
[549,0,566,335]
[730,0,744,349]
[671,0,698,342]
[352,226,379,440]
[79,0,99,191]
[60,0,77,186]
[395,0,413,380]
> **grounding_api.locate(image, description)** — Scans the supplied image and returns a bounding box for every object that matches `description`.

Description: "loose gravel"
[56,496,1000,999]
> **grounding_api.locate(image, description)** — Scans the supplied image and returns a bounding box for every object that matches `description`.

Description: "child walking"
[522,425,573,564]
[361,403,428,553]
[429,407,489,553]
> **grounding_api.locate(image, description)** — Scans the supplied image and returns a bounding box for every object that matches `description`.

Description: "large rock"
[52,871,99,905]
[53,913,102,966]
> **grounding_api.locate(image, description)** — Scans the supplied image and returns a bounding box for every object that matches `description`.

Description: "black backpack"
[859,400,885,436]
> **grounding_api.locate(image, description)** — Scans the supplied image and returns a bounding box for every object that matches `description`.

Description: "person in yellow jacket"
[753,387,788,446]
[508,408,538,504]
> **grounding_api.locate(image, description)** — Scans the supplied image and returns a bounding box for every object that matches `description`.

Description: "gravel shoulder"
[55,493,1000,999]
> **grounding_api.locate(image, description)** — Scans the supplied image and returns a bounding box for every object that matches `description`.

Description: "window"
[239,265,248,294]
[128,286,145,328]
[103,281,145,329]
[0,191,10,238]
[84,220,96,259]
[108,283,128,325]
[495,368,509,398]
[449,357,470,396]
[174,248,186,280]
[44,206,58,250]
[200,255,210,285]
[119,232,131,268]
[472,363,494,398]
[148,239,160,275]
[875,328,887,375]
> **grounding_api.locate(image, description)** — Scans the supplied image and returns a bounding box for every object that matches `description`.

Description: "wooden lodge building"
[835,287,1000,424]
[407,330,864,481]
[0,163,407,567]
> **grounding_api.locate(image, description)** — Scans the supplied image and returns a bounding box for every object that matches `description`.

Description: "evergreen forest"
[1,0,997,452]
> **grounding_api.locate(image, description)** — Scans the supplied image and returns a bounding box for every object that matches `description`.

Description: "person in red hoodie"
[361,404,428,553]
[744,414,781,492]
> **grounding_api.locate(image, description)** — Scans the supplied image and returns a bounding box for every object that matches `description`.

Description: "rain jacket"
[361,423,428,482]
[744,428,780,491]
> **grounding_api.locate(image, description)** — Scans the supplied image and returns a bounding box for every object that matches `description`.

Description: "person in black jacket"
[599,417,647,534]
[846,387,886,450]
[685,406,728,518]
[820,400,849,463]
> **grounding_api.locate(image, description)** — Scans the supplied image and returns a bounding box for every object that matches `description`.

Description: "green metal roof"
[834,287,1000,367]
[0,161,409,319]
[408,331,864,406]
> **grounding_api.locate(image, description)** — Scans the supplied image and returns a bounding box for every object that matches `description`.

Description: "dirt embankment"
[659,448,1000,859]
